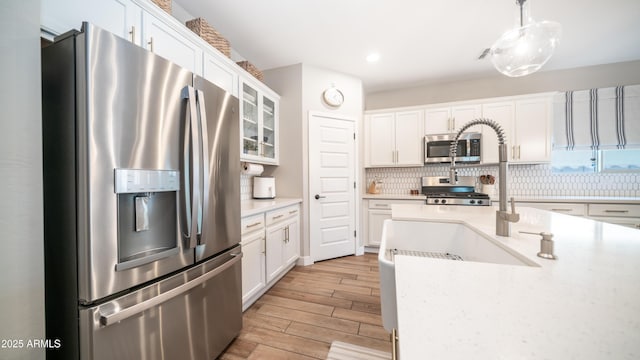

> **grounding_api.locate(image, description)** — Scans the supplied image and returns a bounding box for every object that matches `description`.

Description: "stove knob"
[470,200,475,204]
[477,200,483,205]
[441,199,447,204]
[434,199,440,204]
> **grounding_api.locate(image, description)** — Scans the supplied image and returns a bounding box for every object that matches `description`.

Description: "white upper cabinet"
[203,52,238,96]
[368,113,396,166]
[513,96,552,163]
[424,104,481,134]
[240,77,280,165]
[365,110,423,167]
[481,95,553,164]
[481,101,514,164]
[42,0,142,43]
[142,12,202,75]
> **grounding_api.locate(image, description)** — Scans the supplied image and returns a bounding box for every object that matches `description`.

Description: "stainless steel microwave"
[424,132,481,164]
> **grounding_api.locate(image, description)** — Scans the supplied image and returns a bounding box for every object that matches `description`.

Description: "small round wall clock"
[322,87,344,107]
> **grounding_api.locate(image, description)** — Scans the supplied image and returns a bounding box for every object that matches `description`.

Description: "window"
[601,149,640,172]
[551,149,640,173]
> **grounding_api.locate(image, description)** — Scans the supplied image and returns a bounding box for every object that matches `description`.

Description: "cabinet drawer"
[588,204,640,218]
[266,205,300,226]
[241,213,265,235]
[368,199,424,210]
[518,202,586,216]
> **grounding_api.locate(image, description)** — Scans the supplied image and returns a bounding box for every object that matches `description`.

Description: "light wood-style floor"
[219,253,390,359]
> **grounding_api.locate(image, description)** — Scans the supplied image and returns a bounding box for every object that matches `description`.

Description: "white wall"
[366,60,640,110]
[0,1,45,359]
[263,64,364,259]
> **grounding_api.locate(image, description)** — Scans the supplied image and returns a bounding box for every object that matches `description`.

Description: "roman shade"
[553,84,640,150]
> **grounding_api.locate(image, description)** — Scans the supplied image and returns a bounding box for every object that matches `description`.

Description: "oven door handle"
[99,253,242,327]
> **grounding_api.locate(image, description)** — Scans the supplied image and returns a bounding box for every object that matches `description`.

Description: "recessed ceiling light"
[366,53,380,63]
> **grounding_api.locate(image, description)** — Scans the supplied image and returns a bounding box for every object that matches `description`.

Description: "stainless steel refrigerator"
[42,22,241,360]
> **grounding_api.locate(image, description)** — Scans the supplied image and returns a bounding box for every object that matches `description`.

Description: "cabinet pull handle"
[551,208,572,212]
[129,26,136,43]
[452,117,456,131]
[604,210,629,214]
[518,145,521,160]
[245,222,262,228]
[272,214,284,220]
[374,204,390,208]
[148,37,154,52]
[289,210,298,214]
[391,328,399,360]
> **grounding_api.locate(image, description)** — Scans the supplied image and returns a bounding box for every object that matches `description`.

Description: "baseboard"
[297,255,314,266]
[364,246,380,254]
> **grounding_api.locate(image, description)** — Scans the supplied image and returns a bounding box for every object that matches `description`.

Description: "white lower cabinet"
[367,210,391,247]
[518,201,640,229]
[241,203,300,310]
[240,229,265,305]
[363,199,425,247]
[517,202,586,216]
[266,206,300,282]
[587,204,640,229]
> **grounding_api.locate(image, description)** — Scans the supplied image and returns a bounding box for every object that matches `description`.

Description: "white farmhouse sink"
[378,219,538,331]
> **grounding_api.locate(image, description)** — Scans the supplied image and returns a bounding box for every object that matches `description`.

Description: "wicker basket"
[151,0,171,13]
[185,18,231,58]
[236,61,264,82]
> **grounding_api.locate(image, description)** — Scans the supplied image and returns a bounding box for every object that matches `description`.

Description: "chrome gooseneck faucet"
[449,118,519,236]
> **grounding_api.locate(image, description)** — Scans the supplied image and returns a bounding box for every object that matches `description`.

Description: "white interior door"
[309,113,356,262]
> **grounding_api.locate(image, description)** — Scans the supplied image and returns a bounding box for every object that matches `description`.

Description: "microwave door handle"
[195,89,209,244]
[181,86,200,249]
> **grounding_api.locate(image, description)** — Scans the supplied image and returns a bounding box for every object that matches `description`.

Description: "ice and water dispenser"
[114,169,180,271]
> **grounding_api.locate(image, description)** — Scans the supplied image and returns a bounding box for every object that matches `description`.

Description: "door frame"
[307,111,362,263]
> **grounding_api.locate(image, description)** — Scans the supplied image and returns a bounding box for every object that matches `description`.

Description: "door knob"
[314,194,326,200]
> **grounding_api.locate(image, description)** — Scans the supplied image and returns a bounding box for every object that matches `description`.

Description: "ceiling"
[174,0,640,93]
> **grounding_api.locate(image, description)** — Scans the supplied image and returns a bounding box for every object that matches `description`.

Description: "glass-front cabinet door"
[242,83,259,157]
[240,78,279,165]
[261,96,276,160]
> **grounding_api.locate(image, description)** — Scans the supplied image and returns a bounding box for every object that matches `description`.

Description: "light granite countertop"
[241,198,302,217]
[391,204,640,359]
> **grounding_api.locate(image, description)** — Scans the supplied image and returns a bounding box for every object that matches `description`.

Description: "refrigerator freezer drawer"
[78,247,242,360]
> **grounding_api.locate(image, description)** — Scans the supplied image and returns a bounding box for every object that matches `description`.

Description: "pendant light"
[490,0,562,77]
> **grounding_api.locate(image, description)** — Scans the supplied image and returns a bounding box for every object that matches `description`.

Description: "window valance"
[552,84,640,150]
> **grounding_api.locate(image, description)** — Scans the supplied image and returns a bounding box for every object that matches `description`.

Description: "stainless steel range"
[422,176,491,206]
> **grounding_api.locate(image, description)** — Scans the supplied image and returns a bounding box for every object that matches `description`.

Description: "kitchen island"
[390,204,640,359]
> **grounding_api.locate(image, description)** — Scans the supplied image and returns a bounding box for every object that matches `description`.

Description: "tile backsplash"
[365,164,640,198]
[241,174,252,200]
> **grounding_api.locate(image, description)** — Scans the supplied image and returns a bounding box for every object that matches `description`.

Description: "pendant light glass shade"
[490,0,561,77]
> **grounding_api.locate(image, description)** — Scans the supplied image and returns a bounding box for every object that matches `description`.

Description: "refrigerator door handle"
[195,89,210,244]
[99,253,242,327]
[181,86,201,249]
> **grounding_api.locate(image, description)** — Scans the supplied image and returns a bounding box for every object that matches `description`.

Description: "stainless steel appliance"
[253,176,276,199]
[42,23,241,360]
[421,176,491,206]
[424,132,481,164]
